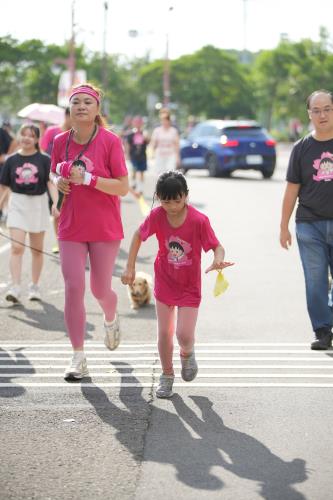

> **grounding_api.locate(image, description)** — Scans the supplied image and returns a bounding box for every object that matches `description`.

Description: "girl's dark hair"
[19,124,40,150]
[155,170,189,201]
[306,89,333,109]
[169,241,184,251]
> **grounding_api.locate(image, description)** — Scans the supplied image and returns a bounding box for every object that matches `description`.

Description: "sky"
[2,0,333,61]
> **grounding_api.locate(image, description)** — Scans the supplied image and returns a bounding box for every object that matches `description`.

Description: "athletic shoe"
[28,283,41,301]
[104,313,121,350]
[64,352,89,381]
[181,351,198,381]
[156,374,175,398]
[52,245,59,254]
[311,328,332,350]
[5,285,21,304]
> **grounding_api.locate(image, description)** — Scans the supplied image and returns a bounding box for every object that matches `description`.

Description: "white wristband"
[55,163,62,175]
[83,172,92,185]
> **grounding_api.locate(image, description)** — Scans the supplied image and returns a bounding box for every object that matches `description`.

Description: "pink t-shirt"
[51,127,128,242]
[139,205,220,307]
[40,125,62,154]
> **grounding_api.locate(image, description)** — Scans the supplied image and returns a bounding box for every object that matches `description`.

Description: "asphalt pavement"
[1,144,333,500]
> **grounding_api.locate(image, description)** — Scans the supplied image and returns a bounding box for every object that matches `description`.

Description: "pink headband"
[69,86,100,104]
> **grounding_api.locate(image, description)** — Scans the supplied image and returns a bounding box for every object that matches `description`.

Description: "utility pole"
[102,1,110,117]
[163,6,173,108]
[68,0,76,85]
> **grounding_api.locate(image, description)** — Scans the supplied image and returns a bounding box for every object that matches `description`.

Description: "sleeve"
[139,209,157,242]
[0,129,12,155]
[201,215,220,252]
[286,141,302,184]
[40,127,52,152]
[108,135,128,178]
[44,153,51,177]
[51,136,61,173]
[0,158,11,186]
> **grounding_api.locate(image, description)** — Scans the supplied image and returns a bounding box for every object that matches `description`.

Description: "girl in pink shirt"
[50,83,129,381]
[121,171,233,398]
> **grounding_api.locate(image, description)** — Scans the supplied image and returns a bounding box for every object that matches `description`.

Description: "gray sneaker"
[28,283,41,301]
[181,351,198,381]
[104,313,121,350]
[64,352,89,381]
[156,374,175,398]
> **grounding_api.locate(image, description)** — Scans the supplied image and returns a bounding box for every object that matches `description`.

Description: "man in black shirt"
[280,89,333,350]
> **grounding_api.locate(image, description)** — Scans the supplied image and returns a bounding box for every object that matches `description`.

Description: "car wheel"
[206,155,220,177]
[262,168,275,179]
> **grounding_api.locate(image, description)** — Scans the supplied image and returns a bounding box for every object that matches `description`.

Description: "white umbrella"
[17,103,65,124]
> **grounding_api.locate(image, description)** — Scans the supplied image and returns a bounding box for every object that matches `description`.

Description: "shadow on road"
[8,301,94,340]
[0,347,34,398]
[80,363,307,498]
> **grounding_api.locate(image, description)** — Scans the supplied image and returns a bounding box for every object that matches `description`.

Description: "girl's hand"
[69,166,85,184]
[205,261,234,273]
[51,204,60,219]
[121,268,136,286]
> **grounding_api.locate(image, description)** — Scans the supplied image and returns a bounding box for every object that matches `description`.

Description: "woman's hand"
[205,260,234,273]
[56,177,71,195]
[121,268,136,286]
[69,166,85,184]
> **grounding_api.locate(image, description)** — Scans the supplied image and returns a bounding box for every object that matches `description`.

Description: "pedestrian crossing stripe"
[1,342,332,389]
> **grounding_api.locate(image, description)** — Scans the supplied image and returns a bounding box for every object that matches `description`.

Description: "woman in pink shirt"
[121,171,233,398]
[50,83,128,381]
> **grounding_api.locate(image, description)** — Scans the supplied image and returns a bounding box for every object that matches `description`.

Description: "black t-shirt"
[0,151,51,195]
[286,133,333,221]
[127,130,148,162]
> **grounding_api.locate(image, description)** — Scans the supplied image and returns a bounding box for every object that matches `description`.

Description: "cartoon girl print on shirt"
[166,236,192,267]
[15,163,38,184]
[313,152,333,181]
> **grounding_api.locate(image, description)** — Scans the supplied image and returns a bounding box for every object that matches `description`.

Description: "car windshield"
[222,126,264,137]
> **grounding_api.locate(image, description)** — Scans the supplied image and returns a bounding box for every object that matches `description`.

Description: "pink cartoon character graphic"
[15,163,39,184]
[166,236,192,267]
[313,152,333,182]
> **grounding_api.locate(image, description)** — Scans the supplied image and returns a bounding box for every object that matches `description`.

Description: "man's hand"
[280,228,292,249]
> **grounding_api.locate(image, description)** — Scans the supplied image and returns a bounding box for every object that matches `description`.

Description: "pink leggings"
[59,240,120,349]
[156,299,199,376]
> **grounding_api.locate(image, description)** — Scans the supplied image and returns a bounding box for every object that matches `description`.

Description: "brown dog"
[128,271,152,309]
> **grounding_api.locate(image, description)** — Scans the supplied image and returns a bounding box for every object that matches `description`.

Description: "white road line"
[1,364,333,369]
[0,349,323,354]
[0,342,312,347]
[0,356,331,362]
[1,382,333,388]
[2,373,333,378]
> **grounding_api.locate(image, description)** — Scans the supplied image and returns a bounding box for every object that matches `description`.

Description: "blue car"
[180,119,277,178]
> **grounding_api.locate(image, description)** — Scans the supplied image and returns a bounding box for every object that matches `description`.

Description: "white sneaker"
[5,285,21,304]
[64,352,89,381]
[156,374,175,398]
[181,351,198,382]
[104,314,121,350]
[28,283,41,301]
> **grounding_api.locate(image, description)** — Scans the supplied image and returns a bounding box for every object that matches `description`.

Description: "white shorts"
[154,154,177,175]
[7,192,49,233]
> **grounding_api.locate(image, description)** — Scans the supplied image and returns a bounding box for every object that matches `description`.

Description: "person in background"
[40,108,71,253]
[50,83,128,381]
[0,124,58,303]
[121,170,233,398]
[150,108,180,175]
[280,89,333,350]
[125,115,149,196]
[0,121,18,221]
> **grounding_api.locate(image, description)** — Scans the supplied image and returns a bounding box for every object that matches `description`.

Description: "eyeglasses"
[309,107,333,116]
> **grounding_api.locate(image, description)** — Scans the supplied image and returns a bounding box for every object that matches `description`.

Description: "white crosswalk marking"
[0,342,333,388]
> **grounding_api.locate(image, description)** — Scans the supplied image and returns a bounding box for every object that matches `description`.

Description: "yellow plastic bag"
[214,271,229,297]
